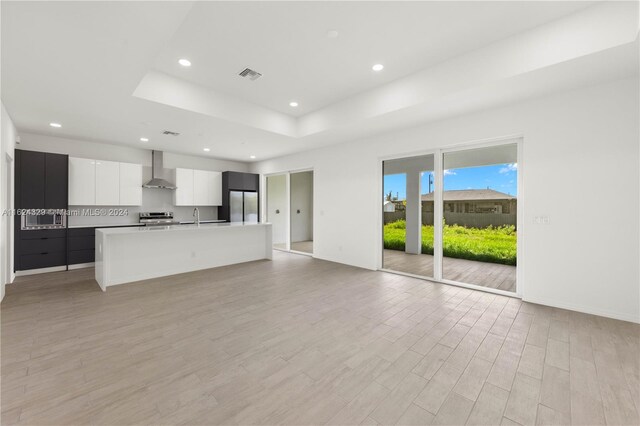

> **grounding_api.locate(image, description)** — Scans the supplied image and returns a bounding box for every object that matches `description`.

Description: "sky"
[384,163,517,201]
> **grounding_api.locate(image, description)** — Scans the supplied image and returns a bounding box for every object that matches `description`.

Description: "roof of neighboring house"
[421,189,516,201]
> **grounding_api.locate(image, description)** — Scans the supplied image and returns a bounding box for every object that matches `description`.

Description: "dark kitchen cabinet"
[67,227,96,265]
[45,153,68,209]
[16,150,46,209]
[225,171,244,190]
[15,149,68,210]
[15,231,67,271]
[224,171,259,192]
[218,171,260,222]
[14,149,69,271]
[19,252,67,270]
[243,173,259,192]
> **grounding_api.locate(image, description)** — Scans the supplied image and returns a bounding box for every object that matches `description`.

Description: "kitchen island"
[95,222,272,290]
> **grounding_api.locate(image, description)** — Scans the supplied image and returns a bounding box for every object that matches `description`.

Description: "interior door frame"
[264,172,290,252]
[377,135,523,298]
[263,167,315,256]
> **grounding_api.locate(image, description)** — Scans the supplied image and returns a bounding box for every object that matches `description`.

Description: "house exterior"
[383,189,517,227]
[421,189,516,215]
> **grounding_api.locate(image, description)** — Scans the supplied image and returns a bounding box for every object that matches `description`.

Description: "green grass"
[384,220,517,266]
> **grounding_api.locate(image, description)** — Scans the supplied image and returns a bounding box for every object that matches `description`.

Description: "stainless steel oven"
[20,210,66,230]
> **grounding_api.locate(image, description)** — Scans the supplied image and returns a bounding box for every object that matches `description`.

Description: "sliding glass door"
[381,141,519,295]
[382,155,434,278]
[442,144,517,292]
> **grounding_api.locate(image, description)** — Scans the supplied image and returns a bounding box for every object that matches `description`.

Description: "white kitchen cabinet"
[211,171,222,205]
[69,157,96,205]
[174,168,194,206]
[174,168,221,206]
[193,169,210,205]
[95,160,120,205]
[119,162,142,206]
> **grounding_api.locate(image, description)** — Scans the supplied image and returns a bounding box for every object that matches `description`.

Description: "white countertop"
[68,220,226,228]
[96,222,270,235]
[68,223,140,228]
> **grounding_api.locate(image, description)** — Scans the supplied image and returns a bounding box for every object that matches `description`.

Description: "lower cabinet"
[68,227,96,265]
[19,252,67,270]
[68,249,95,265]
[15,229,67,271]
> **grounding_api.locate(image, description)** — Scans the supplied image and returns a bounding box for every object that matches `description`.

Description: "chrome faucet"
[193,207,200,225]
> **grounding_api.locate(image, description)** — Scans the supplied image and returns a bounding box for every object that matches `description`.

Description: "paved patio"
[383,249,516,292]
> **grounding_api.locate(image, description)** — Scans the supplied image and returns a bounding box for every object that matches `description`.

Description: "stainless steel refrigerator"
[230,191,258,223]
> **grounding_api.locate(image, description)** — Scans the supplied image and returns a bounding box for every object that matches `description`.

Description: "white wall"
[290,171,313,243]
[17,133,250,225]
[253,78,640,323]
[1,103,18,300]
[266,174,287,245]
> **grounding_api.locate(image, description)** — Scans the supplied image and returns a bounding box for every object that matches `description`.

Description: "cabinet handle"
[40,237,48,240]
[40,252,48,255]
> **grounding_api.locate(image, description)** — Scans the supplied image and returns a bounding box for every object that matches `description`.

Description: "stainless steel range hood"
[143,150,176,189]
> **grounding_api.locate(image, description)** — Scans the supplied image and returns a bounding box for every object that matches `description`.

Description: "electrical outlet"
[534,216,550,224]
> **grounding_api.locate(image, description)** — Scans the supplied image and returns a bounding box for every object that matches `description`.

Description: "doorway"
[289,171,313,254]
[265,170,314,255]
[382,155,434,278]
[442,144,518,293]
[381,139,521,296]
[266,174,288,251]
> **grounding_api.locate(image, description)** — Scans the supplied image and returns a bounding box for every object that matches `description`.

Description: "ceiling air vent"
[162,130,180,136]
[238,68,262,81]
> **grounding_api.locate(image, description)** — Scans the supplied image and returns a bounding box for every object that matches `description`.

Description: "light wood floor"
[383,250,517,293]
[2,252,638,425]
[274,240,313,254]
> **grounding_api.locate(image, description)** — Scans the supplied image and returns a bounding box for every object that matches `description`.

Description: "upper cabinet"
[119,163,143,206]
[174,168,194,206]
[95,160,119,205]
[69,157,96,205]
[44,153,68,209]
[174,168,221,206]
[224,171,259,191]
[17,150,45,209]
[16,150,68,209]
[69,157,142,206]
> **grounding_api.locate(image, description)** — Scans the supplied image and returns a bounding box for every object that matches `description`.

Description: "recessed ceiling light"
[140,137,149,142]
[289,101,299,107]
[250,155,256,159]
[178,58,191,67]
[372,64,384,72]
[203,148,210,152]
[327,30,339,38]
[49,122,62,128]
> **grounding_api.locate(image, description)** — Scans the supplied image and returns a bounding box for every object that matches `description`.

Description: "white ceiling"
[152,1,593,116]
[1,1,637,163]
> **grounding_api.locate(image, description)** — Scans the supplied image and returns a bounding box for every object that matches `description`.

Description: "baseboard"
[68,263,94,270]
[312,253,376,271]
[522,295,640,324]
[15,266,67,276]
